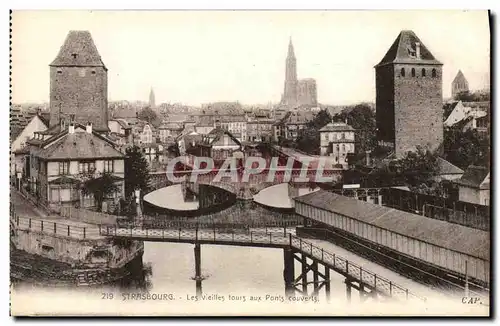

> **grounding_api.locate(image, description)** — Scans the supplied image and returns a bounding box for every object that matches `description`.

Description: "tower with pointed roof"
[49,30,109,132]
[375,30,443,158]
[281,38,298,107]
[451,70,469,99]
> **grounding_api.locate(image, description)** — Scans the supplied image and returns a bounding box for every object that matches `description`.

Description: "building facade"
[29,123,125,212]
[49,31,109,132]
[297,78,318,107]
[454,165,490,206]
[375,30,443,158]
[319,121,356,168]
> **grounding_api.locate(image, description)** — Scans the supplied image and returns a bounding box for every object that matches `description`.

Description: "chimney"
[415,42,421,59]
[86,122,92,134]
[365,150,371,166]
[68,123,75,134]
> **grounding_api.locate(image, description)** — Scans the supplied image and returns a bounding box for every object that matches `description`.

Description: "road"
[10,190,48,218]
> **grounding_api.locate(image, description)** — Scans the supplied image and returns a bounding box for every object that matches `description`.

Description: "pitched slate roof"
[437,157,464,175]
[454,165,490,189]
[37,126,124,160]
[319,122,355,132]
[50,30,106,68]
[376,30,442,67]
[295,190,489,260]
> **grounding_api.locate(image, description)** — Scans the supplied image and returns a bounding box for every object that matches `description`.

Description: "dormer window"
[71,53,78,59]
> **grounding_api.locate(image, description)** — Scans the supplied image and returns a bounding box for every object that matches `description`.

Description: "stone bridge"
[148,168,343,199]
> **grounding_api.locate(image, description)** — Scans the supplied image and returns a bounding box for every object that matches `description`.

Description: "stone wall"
[49,66,108,131]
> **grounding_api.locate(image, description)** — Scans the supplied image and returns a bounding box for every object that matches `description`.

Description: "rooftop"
[295,190,489,260]
[50,30,106,68]
[376,30,442,67]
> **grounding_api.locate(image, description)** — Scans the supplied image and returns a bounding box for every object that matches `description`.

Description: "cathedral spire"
[288,36,295,59]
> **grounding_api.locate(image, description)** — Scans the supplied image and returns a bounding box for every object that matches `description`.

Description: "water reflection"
[144,184,199,211]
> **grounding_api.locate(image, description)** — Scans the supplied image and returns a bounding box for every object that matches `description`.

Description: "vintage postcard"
[9,10,491,316]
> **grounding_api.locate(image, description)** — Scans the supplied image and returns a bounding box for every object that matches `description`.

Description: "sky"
[11,10,490,106]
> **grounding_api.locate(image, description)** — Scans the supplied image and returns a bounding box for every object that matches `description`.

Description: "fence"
[424,204,489,231]
[12,215,100,240]
[100,225,423,301]
[60,207,118,226]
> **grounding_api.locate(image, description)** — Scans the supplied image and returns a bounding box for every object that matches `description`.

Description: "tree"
[368,146,440,189]
[138,107,160,127]
[333,104,377,154]
[81,171,119,212]
[124,145,151,199]
[444,126,490,170]
[296,110,332,154]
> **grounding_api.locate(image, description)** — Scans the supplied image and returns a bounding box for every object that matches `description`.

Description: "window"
[103,160,114,173]
[58,162,69,175]
[78,161,95,174]
[411,68,416,77]
[342,144,345,152]
[432,69,437,78]
[421,68,426,77]
[401,68,405,77]
[69,114,75,123]
[57,70,62,74]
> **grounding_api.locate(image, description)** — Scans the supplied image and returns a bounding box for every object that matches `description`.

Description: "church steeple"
[287,37,295,59]
[149,87,156,108]
[281,37,298,106]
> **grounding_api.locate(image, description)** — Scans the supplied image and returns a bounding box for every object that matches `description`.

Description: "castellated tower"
[375,30,443,158]
[49,30,109,132]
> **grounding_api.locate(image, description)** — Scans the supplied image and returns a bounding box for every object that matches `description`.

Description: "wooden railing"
[100,225,425,302]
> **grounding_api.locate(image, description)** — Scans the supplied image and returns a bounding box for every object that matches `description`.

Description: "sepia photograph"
[8,9,491,316]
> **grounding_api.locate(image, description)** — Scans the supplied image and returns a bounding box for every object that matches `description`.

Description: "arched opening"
[401,68,405,77]
[411,68,416,77]
[432,69,437,78]
[421,68,426,77]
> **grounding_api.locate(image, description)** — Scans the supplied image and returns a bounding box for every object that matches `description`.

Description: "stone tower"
[49,30,109,132]
[451,70,469,99]
[375,30,443,158]
[281,38,298,107]
[149,87,156,108]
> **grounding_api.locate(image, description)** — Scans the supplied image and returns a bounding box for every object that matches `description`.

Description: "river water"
[139,183,344,302]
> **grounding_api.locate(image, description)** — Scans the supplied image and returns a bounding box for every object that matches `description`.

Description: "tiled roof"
[37,128,124,160]
[319,122,355,132]
[50,31,106,68]
[376,30,442,67]
[437,157,464,175]
[295,190,489,260]
[454,165,490,189]
[113,119,131,129]
[207,128,241,147]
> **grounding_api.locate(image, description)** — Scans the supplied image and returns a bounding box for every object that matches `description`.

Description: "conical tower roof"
[376,30,442,67]
[50,30,106,68]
